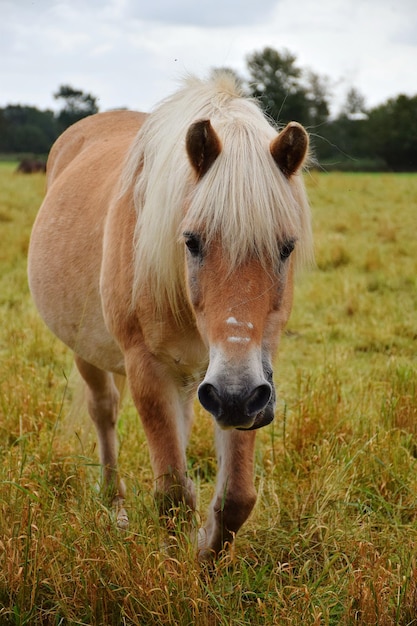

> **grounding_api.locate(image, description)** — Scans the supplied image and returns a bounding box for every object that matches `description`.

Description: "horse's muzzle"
[237,405,275,430]
[198,380,275,430]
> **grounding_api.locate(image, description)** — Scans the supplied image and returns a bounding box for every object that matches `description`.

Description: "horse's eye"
[184,233,203,258]
[280,238,296,261]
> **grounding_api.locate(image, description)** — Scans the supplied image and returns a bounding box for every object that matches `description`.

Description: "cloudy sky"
[2,0,416,116]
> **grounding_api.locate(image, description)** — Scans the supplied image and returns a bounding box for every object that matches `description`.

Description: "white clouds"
[126,0,277,27]
[1,0,416,113]
[241,0,417,110]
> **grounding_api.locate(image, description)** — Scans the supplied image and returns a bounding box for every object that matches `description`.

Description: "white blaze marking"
[226,317,254,329]
[227,336,251,343]
[225,317,253,343]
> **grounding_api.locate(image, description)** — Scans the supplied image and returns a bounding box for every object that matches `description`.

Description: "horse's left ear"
[186,119,222,179]
[270,122,309,178]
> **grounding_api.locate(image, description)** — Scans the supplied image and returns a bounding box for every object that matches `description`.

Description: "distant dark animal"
[16,159,46,174]
[28,73,313,560]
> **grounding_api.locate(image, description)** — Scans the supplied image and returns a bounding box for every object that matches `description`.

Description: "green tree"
[313,88,371,168]
[304,70,330,127]
[54,85,99,130]
[341,87,367,119]
[367,94,417,171]
[0,105,58,153]
[246,47,332,130]
[246,47,310,124]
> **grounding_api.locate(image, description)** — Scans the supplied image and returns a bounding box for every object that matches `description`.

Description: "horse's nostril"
[198,382,222,418]
[245,383,272,417]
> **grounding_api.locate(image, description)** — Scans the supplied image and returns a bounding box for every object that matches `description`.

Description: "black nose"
[198,381,272,428]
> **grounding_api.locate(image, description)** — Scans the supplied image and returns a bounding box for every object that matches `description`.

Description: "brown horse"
[16,158,46,174]
[28,74,313,559]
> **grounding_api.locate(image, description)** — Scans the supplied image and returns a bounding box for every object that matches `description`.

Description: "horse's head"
[183,118,309,430]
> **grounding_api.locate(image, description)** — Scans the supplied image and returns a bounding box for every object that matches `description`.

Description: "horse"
[16,158,46,174]
[27,73,313,560]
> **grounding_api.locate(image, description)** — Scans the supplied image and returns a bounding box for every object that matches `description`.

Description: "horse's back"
[46,110,145,184]
[28,110,146,373]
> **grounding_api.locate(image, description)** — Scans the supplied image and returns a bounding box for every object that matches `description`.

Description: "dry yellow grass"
[0,163,416,624]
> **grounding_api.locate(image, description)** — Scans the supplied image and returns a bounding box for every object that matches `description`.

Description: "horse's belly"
[28,196,125,375]
[29,263,125,374]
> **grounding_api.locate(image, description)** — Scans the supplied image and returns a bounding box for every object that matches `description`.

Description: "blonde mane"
[121,73,313,316]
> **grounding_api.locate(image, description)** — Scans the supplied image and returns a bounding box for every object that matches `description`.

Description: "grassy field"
[0,161,416,625]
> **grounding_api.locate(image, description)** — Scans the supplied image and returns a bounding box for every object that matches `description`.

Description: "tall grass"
[0,162,416,624]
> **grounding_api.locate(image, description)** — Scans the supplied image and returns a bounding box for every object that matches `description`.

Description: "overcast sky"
[2,0,416,116]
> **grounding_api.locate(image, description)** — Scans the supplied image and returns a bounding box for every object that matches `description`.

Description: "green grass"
[0,165,417,624]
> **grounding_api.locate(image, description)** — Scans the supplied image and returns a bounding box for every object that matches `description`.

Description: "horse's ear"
[270,122,309,178]
[186,119,222,179]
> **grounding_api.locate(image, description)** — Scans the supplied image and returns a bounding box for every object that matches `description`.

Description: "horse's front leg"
[125,349,196,524]
[198,428,257,560]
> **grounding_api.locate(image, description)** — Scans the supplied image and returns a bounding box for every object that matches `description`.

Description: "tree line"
[243,48,417,171]
[1,48,416,171]
[0,86,98,157]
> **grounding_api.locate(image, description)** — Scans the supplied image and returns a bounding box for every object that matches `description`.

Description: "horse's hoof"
[115,505,129,530]
[197,529,216,563]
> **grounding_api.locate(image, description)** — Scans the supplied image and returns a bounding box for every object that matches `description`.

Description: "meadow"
[0,161,416,625]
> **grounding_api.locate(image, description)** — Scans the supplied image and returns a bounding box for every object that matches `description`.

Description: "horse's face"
[184,119,308,430]
[184,234,295,430]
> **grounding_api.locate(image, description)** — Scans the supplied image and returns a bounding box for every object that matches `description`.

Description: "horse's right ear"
[186,120,222,179]
[270,122,309,178]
